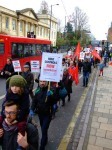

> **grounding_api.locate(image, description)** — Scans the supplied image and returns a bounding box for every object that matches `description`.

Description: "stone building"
[107,23,112,43]
[0,6,58,46]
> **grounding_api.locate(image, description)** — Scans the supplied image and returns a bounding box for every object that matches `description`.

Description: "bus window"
[47,45,50,52]
[12,43,18,58]
[24,44,30,57]
[18,44,24,58]
[42,44,50,52]
[24,44,35,57]
[0,43,4,54]
[28,44,36,56]
[35,44,42,55]
[31,44,36,56]
[12,43,24,58]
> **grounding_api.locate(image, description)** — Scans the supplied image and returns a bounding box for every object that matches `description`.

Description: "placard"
[40,52,62,82]
[31,60,40,72]
[12,60,21,72]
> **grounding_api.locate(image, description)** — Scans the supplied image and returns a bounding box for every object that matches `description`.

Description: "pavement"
[76,63,112,150]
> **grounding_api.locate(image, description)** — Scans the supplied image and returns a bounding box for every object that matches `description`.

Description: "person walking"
[21,64,34,102]
[98,60,105,76]
[82,58,90,87]
[30,80,56,150]
[61,68,73,106]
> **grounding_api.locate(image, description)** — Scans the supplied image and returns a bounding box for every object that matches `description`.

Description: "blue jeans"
[38,114,51,150]
[83,72,89,86]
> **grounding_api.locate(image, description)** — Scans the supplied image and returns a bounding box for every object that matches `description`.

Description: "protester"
[104,51,108,66]
[98,60,105,76]
[82,58,90,87]
[0,57,15,79]
[0,101,39,150]
[21,64,34,102]
[30,80,55,150]
[78,59,82,73]
[0,75,30,149]
[61,67,73,106]
[50,82,60,119]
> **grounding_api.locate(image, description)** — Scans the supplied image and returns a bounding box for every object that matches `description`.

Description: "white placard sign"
[40,52,62,82]
[80,52,85,60]
[12,60,21,72]
[31,60,40,72]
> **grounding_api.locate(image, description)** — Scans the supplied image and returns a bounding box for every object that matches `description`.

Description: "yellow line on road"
[57,88,88,150]
[57,72,94,150]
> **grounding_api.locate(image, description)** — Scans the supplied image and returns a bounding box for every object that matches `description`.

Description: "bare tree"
[38,0,49,14]
[69,7,89,32]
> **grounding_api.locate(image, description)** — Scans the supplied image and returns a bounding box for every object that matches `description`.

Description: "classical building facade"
[0,6,58,46]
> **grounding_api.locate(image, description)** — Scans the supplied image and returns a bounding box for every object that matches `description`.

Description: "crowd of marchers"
[0,49,110,150]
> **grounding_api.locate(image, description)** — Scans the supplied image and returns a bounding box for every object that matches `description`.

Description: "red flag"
[74,66,79,85]
[91,50,101,61]
[68,66,79,85]
[73,42,81,59]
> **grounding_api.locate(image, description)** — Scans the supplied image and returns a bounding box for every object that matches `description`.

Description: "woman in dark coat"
[61,68,73,106]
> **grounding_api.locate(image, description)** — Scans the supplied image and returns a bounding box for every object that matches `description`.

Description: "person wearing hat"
[0,75,30,149]
[21,64,34,102]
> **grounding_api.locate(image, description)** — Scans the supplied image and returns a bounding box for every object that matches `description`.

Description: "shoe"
[52,114,55,119]
[62,103,65,106]
[68,98,70,101]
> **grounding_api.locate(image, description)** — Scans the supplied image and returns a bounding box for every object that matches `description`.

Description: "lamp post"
[49,4,59,40]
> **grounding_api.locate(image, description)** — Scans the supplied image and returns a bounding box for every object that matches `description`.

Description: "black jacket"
[82,62,90,73]
[0,123,39,150]
[2,63,15,79]
[21,71,34,91]
[62,73,73,93]
[31,86,55,115]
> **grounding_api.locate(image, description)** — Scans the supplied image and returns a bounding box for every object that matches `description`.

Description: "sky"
[0,0,112,40]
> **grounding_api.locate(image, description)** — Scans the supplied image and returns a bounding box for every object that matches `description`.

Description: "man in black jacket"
[1,57,15,79]
[21,64,34,102]
[0,101,39,150]
[82,58,90,87]
[30,80,55,150]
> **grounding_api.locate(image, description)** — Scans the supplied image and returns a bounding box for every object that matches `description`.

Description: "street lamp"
[49,4,59,40]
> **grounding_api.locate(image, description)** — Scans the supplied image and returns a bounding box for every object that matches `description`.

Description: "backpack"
[59,87,67,99]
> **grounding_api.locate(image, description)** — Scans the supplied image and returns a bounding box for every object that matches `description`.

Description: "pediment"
[16,8,38,20]
[22,11,36,19]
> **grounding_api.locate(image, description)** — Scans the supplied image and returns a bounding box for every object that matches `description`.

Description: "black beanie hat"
[7,75,27,88]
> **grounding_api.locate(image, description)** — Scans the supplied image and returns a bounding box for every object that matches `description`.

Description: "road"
[0,67,97,150]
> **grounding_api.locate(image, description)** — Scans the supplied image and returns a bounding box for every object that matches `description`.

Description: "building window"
[6,17,9,29]
[20,21,23,32]
[12,19,16,30]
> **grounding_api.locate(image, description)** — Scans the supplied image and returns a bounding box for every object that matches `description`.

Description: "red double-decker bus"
[0,34,51,71]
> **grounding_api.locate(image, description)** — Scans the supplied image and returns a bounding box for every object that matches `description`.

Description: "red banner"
[73,42,81,60]
[68,66,79,85]
[91,50,101,61]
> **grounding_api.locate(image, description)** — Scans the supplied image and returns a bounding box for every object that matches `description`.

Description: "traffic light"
[27,31,36,38]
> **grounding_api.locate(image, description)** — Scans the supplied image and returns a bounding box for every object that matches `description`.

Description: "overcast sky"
[0,0,112,40]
